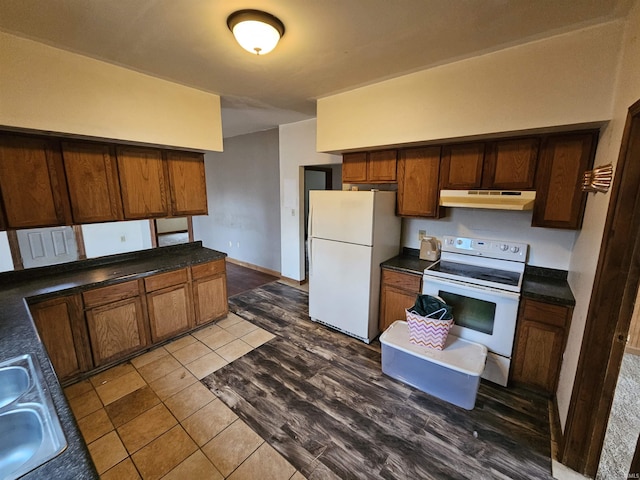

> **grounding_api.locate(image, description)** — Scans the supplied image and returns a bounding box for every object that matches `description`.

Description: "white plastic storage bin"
[380,321,487,410]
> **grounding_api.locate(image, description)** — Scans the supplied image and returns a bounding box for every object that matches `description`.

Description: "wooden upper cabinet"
[342,152,368,183]
[342,150,397,184]
[440,143,485,189]
[0,134,72,228]
[483,138,539,190]
[532,132,597,229]
[397,146,442,217]
[166,150,208,216]
[61,142,124,224]
[368,150,397,182]
[117,146,169,219]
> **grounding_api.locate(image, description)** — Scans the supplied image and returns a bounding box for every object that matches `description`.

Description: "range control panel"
[441,235,528,262]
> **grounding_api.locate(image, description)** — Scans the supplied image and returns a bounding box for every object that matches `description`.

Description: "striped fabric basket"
[405,308,454,350]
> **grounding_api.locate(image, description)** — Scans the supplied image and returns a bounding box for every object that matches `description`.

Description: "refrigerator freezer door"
[309,237,374,341]
[309,191,375,246]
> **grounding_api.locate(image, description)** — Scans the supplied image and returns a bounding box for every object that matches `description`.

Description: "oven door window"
[438,290,496,335]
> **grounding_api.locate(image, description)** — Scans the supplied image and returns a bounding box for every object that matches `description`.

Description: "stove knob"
[456,239,463,245]
[500,244,509,251]
[510,246,520,253]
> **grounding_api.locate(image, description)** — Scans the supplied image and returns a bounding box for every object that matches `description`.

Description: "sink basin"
[0,409,44,476]
[0,355,67,479]
[0,366,30,409]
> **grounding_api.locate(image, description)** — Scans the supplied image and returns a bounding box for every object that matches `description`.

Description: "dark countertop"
[0,242,226,479]
[380,250,575,307]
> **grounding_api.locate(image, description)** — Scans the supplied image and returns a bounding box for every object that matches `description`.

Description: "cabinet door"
[117,146,169,219]
[368,150,397,182]
[511,299,572,393]
[532,132,597,229]
[86,296,148,366]
[192,259,228,325]
[397,147,442,217]
[30,295,92,381]
[483,138,539,189]
[0,135,72,228]
[511,319,565,393]
[193,275,228,325]
[61,142,124,223]
[147,283,194,342]
[342,152,368,183]
[440,143,485,189]
[166,151,208,216]
[379,269,421,332]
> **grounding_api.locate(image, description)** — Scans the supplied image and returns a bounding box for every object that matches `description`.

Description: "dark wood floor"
[226,261,279,297]
[204,282,554,480]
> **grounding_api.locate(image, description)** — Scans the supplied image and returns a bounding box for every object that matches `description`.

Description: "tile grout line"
[67,314,303,479]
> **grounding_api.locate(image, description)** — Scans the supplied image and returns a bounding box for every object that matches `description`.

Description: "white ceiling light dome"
[227,10,285,55]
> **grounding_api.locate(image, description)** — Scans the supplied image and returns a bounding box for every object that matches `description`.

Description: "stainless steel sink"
[0,366,30,409]
[0,355,67,479]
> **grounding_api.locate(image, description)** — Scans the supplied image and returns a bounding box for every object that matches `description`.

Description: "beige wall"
[558,0,640,429]
[0,32,222,151]
[317,21,622,152]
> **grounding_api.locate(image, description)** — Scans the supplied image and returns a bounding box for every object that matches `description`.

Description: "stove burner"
[430,260,521,287]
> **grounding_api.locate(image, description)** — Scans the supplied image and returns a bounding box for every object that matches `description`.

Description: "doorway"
[562,98,640,477]
[303,165,341,276]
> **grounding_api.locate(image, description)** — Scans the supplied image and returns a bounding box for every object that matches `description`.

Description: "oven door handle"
[422,275,520,300]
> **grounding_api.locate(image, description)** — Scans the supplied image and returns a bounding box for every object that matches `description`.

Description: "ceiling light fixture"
[227,9,285,55]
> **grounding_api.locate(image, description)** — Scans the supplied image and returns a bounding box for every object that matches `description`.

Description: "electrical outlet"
[229,241,232,247]
[418,230,426,242]
[120,235,126,242]
[237,242,240,248]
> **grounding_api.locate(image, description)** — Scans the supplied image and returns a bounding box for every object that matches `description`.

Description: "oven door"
[421,275,519,357]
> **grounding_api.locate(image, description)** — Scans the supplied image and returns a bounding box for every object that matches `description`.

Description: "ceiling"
[0,0,634,138]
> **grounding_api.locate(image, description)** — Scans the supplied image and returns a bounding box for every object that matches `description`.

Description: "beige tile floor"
[65,312,306,480]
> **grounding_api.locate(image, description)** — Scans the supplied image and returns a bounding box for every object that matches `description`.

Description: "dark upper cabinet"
[440,143,485,189]
[117,146,170,219]
[0,134,72,228]
[342,152,368,183]
[532,132,597,229]
[397,146,442,218]
[483,138,539,190]
[62,141,124,224]
[166,150,208,216]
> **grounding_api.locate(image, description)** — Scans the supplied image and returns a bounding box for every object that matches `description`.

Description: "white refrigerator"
[308,190,401,343]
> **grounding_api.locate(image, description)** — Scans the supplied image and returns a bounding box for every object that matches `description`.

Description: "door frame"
[561,98,640,475]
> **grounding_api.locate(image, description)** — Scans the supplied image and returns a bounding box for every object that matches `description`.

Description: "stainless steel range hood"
[439,190,536,211]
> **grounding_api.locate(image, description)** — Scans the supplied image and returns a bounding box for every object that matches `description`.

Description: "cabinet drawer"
[191,259,225,280]
[83,280,140,308]
[382,269,421,293]
[144,268,188,292]
[521,299,570,328]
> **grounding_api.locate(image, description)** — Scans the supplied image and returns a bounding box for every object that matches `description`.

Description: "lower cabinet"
[379,269,422,332]
[192,259,228,325]
[145,268,194,342]
[83,280,149,367]
[29,261,228,381]
[511,298,573,394]
[29,295,92,382]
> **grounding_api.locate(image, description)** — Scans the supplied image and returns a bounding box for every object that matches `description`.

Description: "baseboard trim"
[280,276,308,286]
[625,345,640,356]
[226,258,281,278]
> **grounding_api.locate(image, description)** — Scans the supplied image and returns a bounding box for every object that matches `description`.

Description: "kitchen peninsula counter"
[380,250,575,306]
[0,242,226,479]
